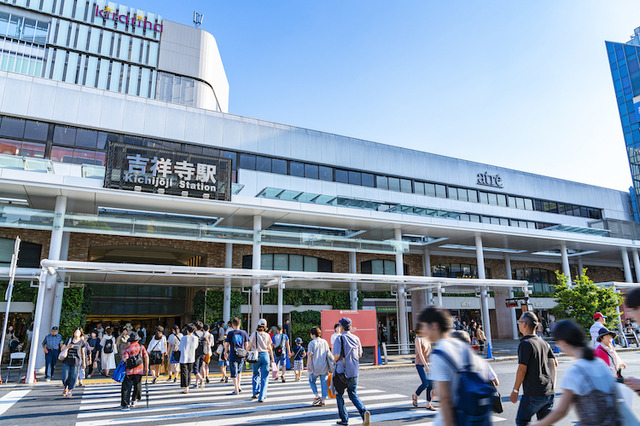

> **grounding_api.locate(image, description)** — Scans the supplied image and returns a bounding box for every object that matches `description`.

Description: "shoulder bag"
[58,338,71,361]
[246,332,259,363]
[333,336,350,393]
[149,340,163,365]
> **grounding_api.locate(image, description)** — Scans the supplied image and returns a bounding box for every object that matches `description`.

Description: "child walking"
[291,337,306,382]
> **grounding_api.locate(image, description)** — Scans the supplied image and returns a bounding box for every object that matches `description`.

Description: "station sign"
[476,171,503,189]
[104,142,232,201]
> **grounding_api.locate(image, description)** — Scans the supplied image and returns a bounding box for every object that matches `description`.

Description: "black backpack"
[273,335,284,357]
[103,337,114,354]
[125,347,143,369]
[195,332,207,357]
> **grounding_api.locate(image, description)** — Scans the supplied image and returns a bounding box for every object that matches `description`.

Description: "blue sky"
[133,1,638,191]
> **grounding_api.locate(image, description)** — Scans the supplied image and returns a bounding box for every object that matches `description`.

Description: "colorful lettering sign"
[95,4,163,33]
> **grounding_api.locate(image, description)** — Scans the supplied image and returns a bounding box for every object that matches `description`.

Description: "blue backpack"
[112,361,126,383]
[432,346,494,425]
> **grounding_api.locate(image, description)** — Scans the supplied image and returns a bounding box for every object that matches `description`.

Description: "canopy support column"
[577,257,584,278]
[349,252,358,310]
[395,228,408,354]
[633,250,640,284]
[560,242,571,285]
[27,269,48,383]
[251,215,262,332]
[505,255,518,340]
[622,248,633,283]
[476,235,493,356]
[277,277,284,326]
[223,243,232,323]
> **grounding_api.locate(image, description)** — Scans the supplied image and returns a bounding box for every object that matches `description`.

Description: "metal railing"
[381,342,415,365]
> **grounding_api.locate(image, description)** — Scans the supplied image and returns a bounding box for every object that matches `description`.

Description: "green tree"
[192,289,246,324]
[551,270,623,333]
[59,286,93,339]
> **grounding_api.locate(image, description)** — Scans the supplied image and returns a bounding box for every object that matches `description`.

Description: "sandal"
[412,393,418,407]
[426,404,437,411]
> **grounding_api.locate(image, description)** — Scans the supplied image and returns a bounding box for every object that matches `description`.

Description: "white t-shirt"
[148,336,167,353]
[589,322,605,349]
[330,332,341,348]
[561,358,616,396]
[430,338,493,426]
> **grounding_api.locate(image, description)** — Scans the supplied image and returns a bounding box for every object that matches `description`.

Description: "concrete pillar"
[223,243,233,323]
[26,270,48,383]
[411,248,430,327]
[633,250,640,284]
[277,277,284,326]
[349,252,358,310]
[560,242,571,285]
[50,231,70,331]
[36,195,67,370]
[476,235,493,351]
[423,248,432,304]
[394,228,408,354]
[577,257,584,279]
[505,255,518,340]
[437,284,443,306]
[251,216,262,332]
[622,248,633,284]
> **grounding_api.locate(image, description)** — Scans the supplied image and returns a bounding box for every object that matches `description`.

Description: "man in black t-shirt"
[510,311,557,426]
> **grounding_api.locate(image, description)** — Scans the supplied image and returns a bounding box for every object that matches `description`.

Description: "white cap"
[258,318,267,327]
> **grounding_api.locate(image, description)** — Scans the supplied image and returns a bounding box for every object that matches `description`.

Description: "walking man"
[272,325,290,382]
[120,332,149,411]
[225,317,249,395]
[511,311,557,425]
[589,312,606,349]
[333,317,370,426]
[42,326,62,382]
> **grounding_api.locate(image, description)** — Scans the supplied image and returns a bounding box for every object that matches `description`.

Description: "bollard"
[486,342,493,359]
[553,345,560,354]
[377,347,382,365]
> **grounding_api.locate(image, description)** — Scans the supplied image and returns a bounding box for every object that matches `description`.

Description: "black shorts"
[193,355,206,374]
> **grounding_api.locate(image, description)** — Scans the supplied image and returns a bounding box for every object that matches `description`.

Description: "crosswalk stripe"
[79,387,384,410]
[75,398,417,426]
[0,390,30,417]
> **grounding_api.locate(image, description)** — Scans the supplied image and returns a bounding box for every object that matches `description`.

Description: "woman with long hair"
[531,320,620,426]
[249,318,274,402]
[412,328,435,411]
[147,326,167,384]
[61,328,86,398]
[167,325,182,382]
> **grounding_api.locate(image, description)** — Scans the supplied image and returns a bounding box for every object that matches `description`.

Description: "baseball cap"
[51,326,59,331]
[295,337,303,344]
[339,317,352,328]
[594,312,606,320]
[257,318,267,327]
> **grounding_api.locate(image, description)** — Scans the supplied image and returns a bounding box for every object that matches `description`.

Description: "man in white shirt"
[330,323,342,349]
[589,312,606,349]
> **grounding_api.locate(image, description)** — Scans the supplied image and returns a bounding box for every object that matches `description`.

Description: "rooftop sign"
[104,142,232,201]
[94,4,163,33]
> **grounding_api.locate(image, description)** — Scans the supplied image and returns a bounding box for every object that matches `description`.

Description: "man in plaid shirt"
[121,333,149,411]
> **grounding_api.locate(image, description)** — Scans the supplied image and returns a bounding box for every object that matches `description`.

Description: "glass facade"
[432,263,491,279]
[241,254,333,272]
[512,268,557,293]
[607,39,640,221]
[0,11,48,77]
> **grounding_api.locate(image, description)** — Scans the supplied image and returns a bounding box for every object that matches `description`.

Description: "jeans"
[45,349,59,379]
[61,363,79,390]
[121,374,142,407]
[516,394,554,425]
[336,376,367,423]
[229,358,244,378]
[309,373,328,400]
[415,364,432,402]
[252,352,270,400]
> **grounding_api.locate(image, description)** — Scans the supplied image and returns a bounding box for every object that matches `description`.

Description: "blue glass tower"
[606,28,640,221]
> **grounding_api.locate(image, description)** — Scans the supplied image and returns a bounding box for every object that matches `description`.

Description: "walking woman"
[61,328,86,398]
[116,328,129,364]
[86,330,101,378]
[249,318,274,402]
[147,326,167,384]
[100,327,117,377]
[594,327,626,378]
[412,329,435,411]
[178,323,198,394]
[167,325,182,382]
[531,320,620,426]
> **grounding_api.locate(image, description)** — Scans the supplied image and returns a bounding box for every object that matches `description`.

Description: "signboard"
[477,171,503,188]
[104,142,232,201]
[94,3,163,33]
[321,309,379,365]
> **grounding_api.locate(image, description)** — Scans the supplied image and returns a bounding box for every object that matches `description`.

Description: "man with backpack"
[419,306,495,426]
[120,333,149,411]
[272,325,291,382]
[510,311,557,425]
[193,321,209,389]
[225,317,249,395]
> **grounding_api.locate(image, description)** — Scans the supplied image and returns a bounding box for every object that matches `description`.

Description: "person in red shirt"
[120,333,149,411]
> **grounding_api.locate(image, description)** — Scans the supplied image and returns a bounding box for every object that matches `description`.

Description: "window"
[468,189,478,203]
[53,125,76,145]
[242,254,332,272]
[361,259,408,275]
[432,263,490,279]
[50,146,74,162]
[24,120,48,141]
[335,169,348,183]
[513,268,557,293]
[348,171,361,185]
[362,173,375,187]
[290,161,304,177]
[272,158,287,175]
[388,177,400,192]
[319,166,332,181]
[239,153,256,170]
[425,183,436,197]
[256,156,271,172]
[414,181,425,195]
[435,184,447,198]
[0,117,25,138]
[376,176,388,190]
[305,163,319,179]
[75,129,98,148]
[400,179,412,193]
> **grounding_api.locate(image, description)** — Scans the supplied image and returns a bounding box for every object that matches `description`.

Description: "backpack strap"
[432,348,461,374]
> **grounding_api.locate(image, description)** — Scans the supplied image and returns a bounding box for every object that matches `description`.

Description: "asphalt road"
[1,352,640,425]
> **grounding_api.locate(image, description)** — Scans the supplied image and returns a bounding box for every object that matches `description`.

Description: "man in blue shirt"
[225,317,249,395]
[272,325,290,382]
[333,317,370,426]
[41,326,63,381]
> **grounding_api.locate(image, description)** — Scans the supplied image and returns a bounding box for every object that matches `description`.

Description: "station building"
[0,1,638,371]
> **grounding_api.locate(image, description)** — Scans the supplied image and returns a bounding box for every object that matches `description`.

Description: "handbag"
[332,336,350,394]
[246,332,259,363]
[170,350,181,364]
[112,361,126,383]
[204,352,211,363]
[491,382,503,413]
[58,338,71,361]
[328,372,336,399]
[149,340,163,365]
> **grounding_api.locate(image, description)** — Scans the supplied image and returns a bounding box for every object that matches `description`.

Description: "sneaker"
[130,401,136,408]
[224,376,229,383]
[45,378,51,382]
[173,377,177,383]
[121,406,130,412]
[362,411,370,426]
[252,394,258,399]
[230,391,238,395]
[281,376,285,383]
[336,421,348,426]
[77,382,83,387]
[205,377,210,384]
[312,397,322,406]
[258,399,264,403]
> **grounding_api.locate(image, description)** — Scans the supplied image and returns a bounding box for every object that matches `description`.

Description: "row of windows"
[512,268,558,293]
[0,115,604,221]
[431,263,491,279]
[156,72,220,111]
[0,12,49,45]
[241,254,333,273]
[361,259,409,275]
[236,151,602,219]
